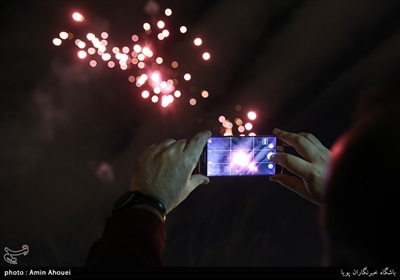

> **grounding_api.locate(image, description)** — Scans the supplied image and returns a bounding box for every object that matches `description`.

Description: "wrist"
[112,191,167,222]
[130,203,165,222]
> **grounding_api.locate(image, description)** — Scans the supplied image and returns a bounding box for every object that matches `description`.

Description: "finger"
[183,130,212,159]
[145,139,178,159]
[142,143,157,153]
[273,128,320,161]
[138,143,159,161]
[269,173,309,199]
[156,138,177,152]
[187,174,210,193]
[298,132,331,154]
[167,138,187,152]
[270,152,312,179]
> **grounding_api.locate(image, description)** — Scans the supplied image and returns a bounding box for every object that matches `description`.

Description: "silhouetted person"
[270,76,400,266]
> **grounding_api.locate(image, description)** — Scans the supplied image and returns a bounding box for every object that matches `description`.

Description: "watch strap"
[112,191,167,221]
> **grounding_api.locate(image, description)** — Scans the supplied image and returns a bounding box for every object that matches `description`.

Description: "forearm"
[85,208,166,267]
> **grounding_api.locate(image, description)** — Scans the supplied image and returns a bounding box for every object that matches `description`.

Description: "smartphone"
[198,135,283,176]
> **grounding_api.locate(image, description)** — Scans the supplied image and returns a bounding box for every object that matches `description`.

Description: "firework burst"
[52,2,258,136]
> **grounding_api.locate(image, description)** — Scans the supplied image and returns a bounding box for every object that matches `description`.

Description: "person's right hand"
[269,128,331,206]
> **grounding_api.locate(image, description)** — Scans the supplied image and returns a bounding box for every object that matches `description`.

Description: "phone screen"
[200,136,283,176]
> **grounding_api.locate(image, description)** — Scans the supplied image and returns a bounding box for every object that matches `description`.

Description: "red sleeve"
[85,208,166,267]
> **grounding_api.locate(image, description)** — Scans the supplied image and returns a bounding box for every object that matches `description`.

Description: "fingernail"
[269,176,277,182]
[272,128,282,135]
[269,153,277,162]
[203,178,210,185]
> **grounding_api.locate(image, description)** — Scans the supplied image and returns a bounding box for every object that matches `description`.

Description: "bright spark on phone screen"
[232,151,251,166]
[231,150,258,173]
[52,4,211,109]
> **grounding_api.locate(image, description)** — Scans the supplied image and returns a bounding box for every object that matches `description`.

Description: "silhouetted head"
[321,76,400,266]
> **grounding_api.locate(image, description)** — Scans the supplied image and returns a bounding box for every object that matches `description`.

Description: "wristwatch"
[112,191,167,221]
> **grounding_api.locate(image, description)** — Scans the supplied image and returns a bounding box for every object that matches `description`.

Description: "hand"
[130,130,211,213]
[269,128,331,206]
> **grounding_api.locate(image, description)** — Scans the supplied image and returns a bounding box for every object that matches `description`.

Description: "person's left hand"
[130,130,211,213]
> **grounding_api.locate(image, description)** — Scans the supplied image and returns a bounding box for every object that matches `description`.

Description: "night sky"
[1,0,400,267]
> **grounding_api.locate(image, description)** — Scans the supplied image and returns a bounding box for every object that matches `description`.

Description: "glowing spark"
[59,32,68,39]
[235,118,243,126]
[162,29,170,37]
[180,26,187,33]
[174,90,181,98]
[143,23,151,31]
[189,98,197,106]
[171,61,179,68]
[87,33,95,41]
[138,61,145,68]
[201,90,209,98]
[156,57,163,64]
[194,38,202,46]
[157,20,165,29]
[161,95,174,108]
[248,111,257,120]
[72,12,84,22]
[165,8,172,16]
[142,47,153,57]
[53,38,62,46]
[160,81,167,89]
[151,95,159,103]
[158,33,165,40]
[203,52,211,60]
[100,53,110,61]
[76,40,86,49]
[133,44,142,53]
[77,50,87,59]
[151,72,160,82]
[142,90,150,98]
[122,46,130,53]
[245,123,253,131]
[101,32,109,39]
[131,35,139,42]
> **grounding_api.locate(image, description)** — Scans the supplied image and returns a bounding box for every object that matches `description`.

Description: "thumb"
[188,174,210,192]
